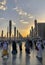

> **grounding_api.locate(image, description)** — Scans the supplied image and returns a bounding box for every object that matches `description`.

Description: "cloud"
[0,0,6,5]
[20,19,29,24]
[0,18,8,22]
[0,0,7,10]
[0,17,8,20]
[20,20,24,22]
[28,14,31,17]
[21,22,29,24]
[19,11,27,16]
[0,17,5,20]
[28,14,33,19]
[13,6,33,19]
[0,5,7,10]
[13,6,18,10]
[13,7,19,12]
[13,7,28,16]
[28,16,33,19]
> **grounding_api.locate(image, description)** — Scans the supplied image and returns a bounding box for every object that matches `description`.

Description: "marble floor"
[0,42,45,65]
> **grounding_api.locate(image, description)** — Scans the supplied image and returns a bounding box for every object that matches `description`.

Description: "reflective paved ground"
[0,42,45,65]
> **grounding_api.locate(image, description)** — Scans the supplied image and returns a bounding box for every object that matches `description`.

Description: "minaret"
[14,27,16,38]
[34,19,38,37]
[9,20,12,42]
[17,30,18,39]
[31,26,33,38]
[1,30,3,38]
[7,27,8,38]
[19,32,22,39]
[9,20,12,38]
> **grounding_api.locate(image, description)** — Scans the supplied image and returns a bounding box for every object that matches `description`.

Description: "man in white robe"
[36,40,42,59]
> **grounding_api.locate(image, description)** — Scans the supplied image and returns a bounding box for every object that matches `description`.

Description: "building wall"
[38,23,45,40]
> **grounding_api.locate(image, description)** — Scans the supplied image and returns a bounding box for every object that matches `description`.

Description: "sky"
[0,0,45,37]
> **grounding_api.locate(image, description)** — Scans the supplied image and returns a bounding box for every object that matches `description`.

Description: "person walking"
[2,40,9,57]
[36,40,43,59]
[18,40,22,53]
[12,40,17,55]
[25,39,30,55]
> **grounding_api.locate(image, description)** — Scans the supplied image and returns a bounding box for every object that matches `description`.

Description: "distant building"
[34,19,45,39]
[38,23,45,40]
[30,19,45,40]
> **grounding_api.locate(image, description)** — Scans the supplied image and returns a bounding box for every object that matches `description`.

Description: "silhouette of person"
[29,40,33,49]
[18,40,22,53]
[12,40,17,55]
[25,39,30,54]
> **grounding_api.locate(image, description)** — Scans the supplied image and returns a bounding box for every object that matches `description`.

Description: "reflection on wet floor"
[0,42,45,65]
[2,58,8,65]
[25,55,30,65]
[12,55,17,65]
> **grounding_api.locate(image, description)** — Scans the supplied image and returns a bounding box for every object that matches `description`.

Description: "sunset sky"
[0,0,45,37]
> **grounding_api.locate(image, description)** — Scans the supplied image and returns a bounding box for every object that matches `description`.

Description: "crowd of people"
[0,38,45,59]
